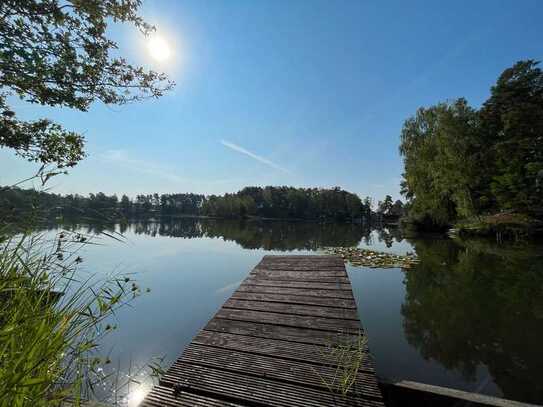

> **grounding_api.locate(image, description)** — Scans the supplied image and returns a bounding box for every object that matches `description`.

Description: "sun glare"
[147,35,171,62]
[126,387,147,406]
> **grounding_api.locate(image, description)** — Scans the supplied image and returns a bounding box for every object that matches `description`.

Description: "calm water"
[41,218,543,405]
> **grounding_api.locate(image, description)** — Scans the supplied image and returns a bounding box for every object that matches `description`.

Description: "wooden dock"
[141,255,384,407]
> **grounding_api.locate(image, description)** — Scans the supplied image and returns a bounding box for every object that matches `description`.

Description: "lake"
[40,218,543,405]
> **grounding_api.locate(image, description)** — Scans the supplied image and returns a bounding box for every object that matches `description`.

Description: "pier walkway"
[141,255,384,406]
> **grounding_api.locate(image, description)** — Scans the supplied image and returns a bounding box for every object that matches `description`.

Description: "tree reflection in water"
[120,218,372,251]
[39,218,543,403]
[45,218,408,252]
[401,237,543,403]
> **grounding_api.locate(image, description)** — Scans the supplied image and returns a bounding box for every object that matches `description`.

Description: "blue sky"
[2,0,542,201]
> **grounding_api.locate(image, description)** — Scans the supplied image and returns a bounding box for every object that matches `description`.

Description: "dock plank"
[223,298,360,320]
[215,308,362,333]
[142,255,383,407]
[251,268,349,279]
[192,330,375,371]
[257,264,347,271]
[230,291,357,308]
[141,385,246,406]
[205,318,359,346]
[243,278,352,290]
[258,258,347,270]
[177,343,379,394]
[237,284,355,299]
[160,363,383,407]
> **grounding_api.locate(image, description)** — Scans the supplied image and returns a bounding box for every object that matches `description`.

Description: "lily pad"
[324,247,418,269]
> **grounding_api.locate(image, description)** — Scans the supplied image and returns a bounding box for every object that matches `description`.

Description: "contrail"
[220,140,292,174]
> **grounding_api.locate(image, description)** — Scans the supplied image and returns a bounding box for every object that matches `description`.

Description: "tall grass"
[313,331,368,396]
[0,230,143,406]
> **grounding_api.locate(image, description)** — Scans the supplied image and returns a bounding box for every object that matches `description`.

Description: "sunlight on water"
[38,218,543,404]
[126,387,147,406]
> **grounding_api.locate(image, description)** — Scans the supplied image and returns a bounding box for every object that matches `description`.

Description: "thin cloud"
[220,140,292,174]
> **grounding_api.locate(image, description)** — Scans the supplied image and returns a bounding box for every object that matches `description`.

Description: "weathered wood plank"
[258,257,346,269]
[143,255,383,407]
[176,344,380,397]
[192,330,375,371]
[251,275,351,283]
[160,363,384,407]
[262,255,342,261]
[215,308,362,333]
[230,291,357,308]
[252,267,347,276]
[205,318,360,346]
[223,299,360,320]
[243,278,352,290]
[251,268,348,279]
[388,381,539,407]
[237,284,354,299]
[257,258,344,264]
[141,385,246,406]
[257,264,346,271]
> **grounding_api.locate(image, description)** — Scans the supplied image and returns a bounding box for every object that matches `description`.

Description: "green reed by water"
[0,231,144,406]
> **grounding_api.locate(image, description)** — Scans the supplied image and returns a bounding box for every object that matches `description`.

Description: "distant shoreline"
[56,213,380,225]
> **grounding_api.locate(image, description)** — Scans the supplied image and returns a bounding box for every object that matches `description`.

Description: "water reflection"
[37,219,543,404]
[51,218,377,250]
[401,238,543,403]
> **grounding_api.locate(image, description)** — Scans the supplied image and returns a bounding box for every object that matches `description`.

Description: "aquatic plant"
[0,231,144,406]
[313,331,368,396]
[325,247,418,269]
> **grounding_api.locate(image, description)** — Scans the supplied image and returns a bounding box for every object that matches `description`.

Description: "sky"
[2,0,543,201]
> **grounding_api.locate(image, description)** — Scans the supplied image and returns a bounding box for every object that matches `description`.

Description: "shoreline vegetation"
[0,232,151,406]
[399,60,543,241]
[401,212,543,240]
[5,182,542,241]
[0,185,404,226]
[452,213,543,239]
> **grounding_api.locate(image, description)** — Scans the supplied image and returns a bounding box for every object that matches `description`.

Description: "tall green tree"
[0,0,174,169]
[120,194,131,216]
[398,58,543,230]
[480,60,543,213]
[377,195,394,214]
[400,99,481,227]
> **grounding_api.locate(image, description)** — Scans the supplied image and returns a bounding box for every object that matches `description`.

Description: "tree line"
[400,60,543,231]
[0,185,404,224]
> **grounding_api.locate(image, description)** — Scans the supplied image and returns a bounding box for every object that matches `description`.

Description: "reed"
[313,331,368,396]
[0,230,142,406]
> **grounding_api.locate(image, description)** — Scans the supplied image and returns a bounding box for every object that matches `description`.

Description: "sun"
[147,35,171,62]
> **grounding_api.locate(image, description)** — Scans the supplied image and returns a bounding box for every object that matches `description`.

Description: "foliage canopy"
[0,0,174,168]
[400,60,543,229]
[0,185,373,223]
